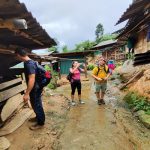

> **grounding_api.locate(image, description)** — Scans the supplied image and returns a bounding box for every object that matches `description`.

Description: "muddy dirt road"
[53,77,150,150]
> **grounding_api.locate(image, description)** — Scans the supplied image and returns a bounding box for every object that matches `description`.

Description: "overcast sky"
[20,0,132,50]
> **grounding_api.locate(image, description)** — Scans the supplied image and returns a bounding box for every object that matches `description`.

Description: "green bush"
[116,62,123,68]
[87,64,95,70]
[44,65,52,71]
[124,92,150,114]
[44,65,58,89]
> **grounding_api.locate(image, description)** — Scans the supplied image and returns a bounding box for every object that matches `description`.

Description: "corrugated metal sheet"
[93,40,117,49]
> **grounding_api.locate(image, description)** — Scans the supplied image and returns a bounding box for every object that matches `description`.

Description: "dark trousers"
[30,85,45,125]
[71,80,81,95]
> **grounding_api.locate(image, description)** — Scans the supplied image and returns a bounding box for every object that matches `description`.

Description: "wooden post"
[21,73,26,83]
[115,50,117,60]
[58,61,61,79]
[39,59,42,65]
[106,51,108,59]
[84,58,87,78]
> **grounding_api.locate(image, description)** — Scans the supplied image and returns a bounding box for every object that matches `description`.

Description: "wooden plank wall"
[102,48,126,61]
[134,29,148,54]
[0,76,27,125]
[0,77,26,103]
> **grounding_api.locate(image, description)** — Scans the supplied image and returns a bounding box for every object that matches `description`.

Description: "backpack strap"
[96,67,100,76]
[104,65,109,74]
[96,65,109,76]
[78,68,82,73]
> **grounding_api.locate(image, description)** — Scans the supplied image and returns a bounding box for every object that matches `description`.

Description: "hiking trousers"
[30,85,45,125]
[71,80,81,95]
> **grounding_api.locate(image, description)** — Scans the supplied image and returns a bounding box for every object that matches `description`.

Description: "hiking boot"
[28,117,37,123]
[29,123,44,130]
[101,99,105,105]
[79,100,85,104]
[71,101,76,106]
[97,100,102,105]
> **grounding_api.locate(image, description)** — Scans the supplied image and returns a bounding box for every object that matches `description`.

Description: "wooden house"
[91,39,126,62]
[116,0,150,66]
[0,0,56,137]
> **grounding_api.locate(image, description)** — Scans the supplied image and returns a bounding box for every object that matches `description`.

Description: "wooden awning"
[116,0,149,25]
[0,0,56,51]
[0,0,57,76]
[116,0,150,39]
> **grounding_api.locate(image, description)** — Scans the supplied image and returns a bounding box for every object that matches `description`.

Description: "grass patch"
[124,92,150,114]
[46,111,67,120]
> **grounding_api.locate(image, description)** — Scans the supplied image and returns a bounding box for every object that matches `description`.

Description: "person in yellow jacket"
[92,58,111,105]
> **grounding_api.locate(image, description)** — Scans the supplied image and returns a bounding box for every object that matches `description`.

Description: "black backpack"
[66,68,81,82]
[35,62,52,87]
[66,72,73,82]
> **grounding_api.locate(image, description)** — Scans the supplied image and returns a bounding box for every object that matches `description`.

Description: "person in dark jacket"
[15,49,45,130]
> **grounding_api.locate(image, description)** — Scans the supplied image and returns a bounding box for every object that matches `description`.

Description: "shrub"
[44,65,59,89]
[87,64,95,70]
[115,62,123,68]
[124,92,150,113]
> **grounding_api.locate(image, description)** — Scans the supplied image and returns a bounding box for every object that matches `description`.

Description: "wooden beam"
[0,22,44,46]
[0,48,14,55]
[0,78,22,90]
[0,83,27,102]
[120,71,143,90]
[123,13,150,37]
[9,29,44,46]
[59,58,85,61]
[0,19,27,29]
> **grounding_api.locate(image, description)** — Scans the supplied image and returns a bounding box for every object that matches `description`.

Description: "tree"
[73,40,96,52]
[95,23,104,40]
[62,45,69,53]
[48,46,58,53]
